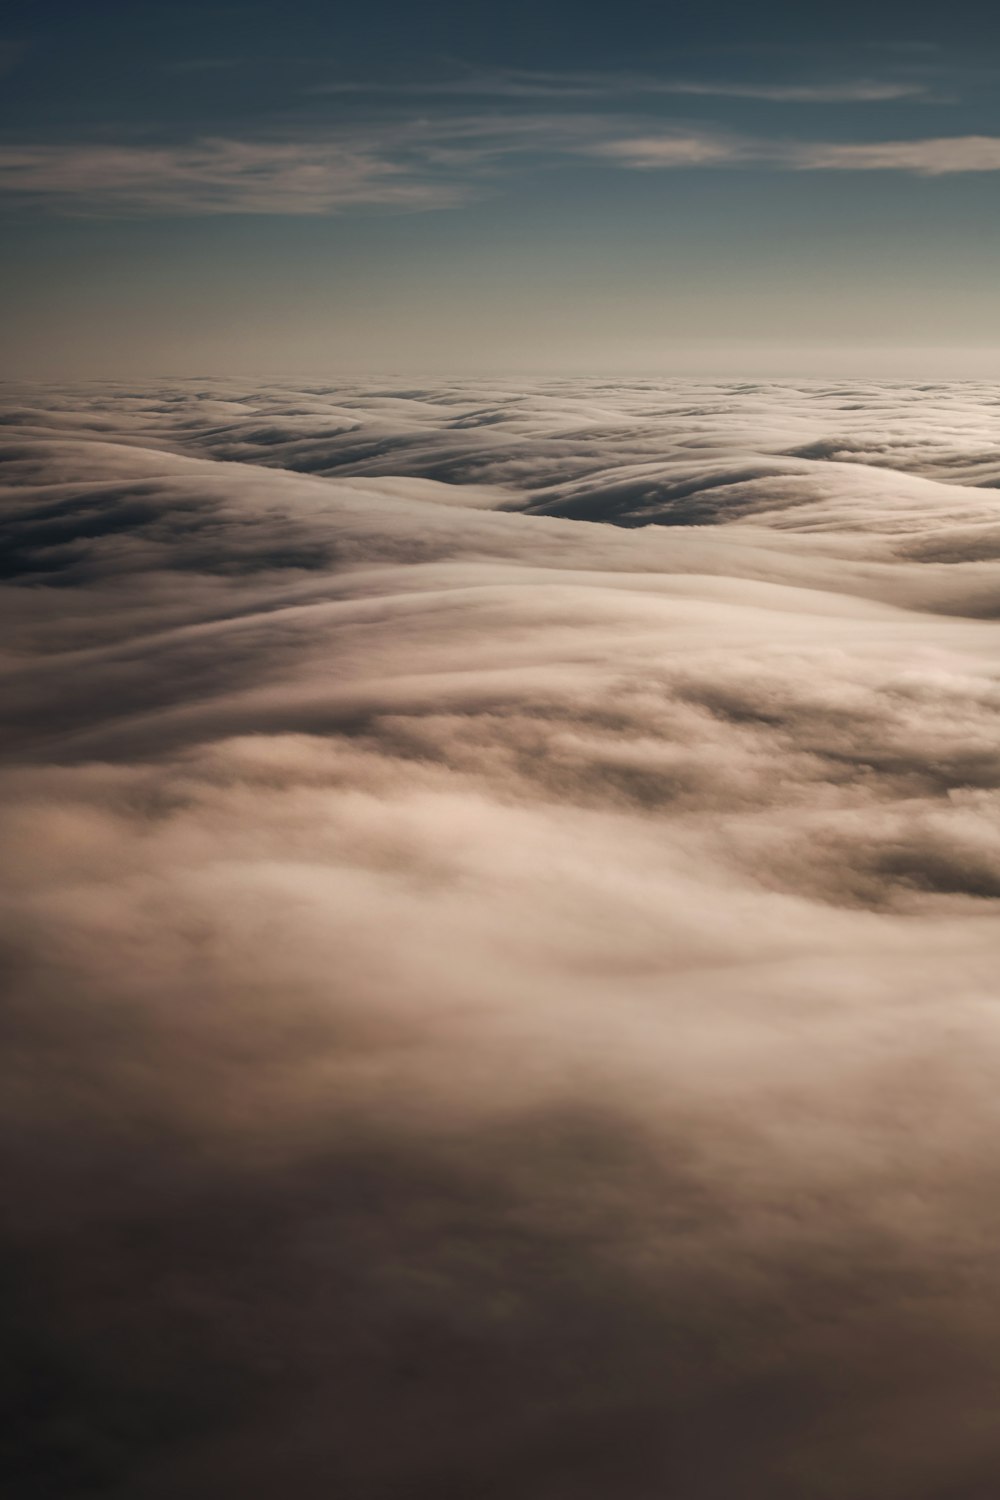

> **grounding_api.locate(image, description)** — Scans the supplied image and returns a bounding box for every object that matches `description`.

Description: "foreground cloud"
[3,378,1000,1497]
[794,133,1000,172]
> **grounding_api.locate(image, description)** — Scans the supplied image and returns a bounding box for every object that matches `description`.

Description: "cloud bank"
[4,378,1000,1498]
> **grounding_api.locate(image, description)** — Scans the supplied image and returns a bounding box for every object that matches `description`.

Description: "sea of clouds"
[3,377,1000,1498]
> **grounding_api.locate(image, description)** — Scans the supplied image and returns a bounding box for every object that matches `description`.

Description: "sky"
[3,0,1000,378]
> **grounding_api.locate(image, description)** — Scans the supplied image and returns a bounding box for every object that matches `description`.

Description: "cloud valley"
[3,378,1000,1498]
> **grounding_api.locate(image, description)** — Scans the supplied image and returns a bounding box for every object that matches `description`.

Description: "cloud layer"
[0,138,465,215]
[4,378,1000,1497]
[3,113,999,215]
[315,68,932,103]
[593,131,1000,173]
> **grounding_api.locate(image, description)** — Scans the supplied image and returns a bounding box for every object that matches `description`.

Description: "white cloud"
[314,68,933,104]
[643,77,931,102]
[591,130,1000,174]
[590,132,749,167]
[794,133,1000,172]
[0,137,465,214]
[1,115,998,218]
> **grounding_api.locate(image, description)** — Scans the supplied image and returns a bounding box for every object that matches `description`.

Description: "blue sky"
[3,0,1000,377]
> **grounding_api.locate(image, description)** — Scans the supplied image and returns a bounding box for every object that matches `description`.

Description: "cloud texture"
[4,378,1000,1497]
[593,131,1000,173]
[0,138,465,215]
[4,119,1000,215]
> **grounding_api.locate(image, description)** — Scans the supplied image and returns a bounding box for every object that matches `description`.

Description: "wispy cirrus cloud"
[590,134,752,168]
[2,119,999,219]
[0,137,466,214]
[593,131,1000,174]
[314,68,936,104]
[793,134,1000,172]
[0,112,619,216]
[662,78,934,102]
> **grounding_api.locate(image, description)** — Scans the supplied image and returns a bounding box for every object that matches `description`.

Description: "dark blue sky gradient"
[3,0,996,137]
[3,0,999,376]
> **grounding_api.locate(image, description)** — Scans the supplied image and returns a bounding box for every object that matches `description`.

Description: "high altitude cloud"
[660,78,932,101]
[315,68,931,102]
[591,132,753,168]
[2,108,998,216]
[3,379,1000,1498]
[0,138,465,214]
[795,133,1000,172]
[0,112,608,214]
[593,130,1000,173]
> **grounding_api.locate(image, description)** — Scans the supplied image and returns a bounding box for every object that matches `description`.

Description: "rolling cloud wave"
[4,379,1000,1497]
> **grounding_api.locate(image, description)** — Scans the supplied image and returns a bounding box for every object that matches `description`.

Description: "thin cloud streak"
[590,133,754,168]
[794,133,1000,172]
[0,138,467,215]
[594,131,1000,174]
[0,114,610,215]
[667,79,933,102]
[2,123,999,218]
[312,68,935,103]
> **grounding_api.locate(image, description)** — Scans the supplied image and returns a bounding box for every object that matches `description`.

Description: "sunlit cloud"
[593,130,1000,174]
[2,96,997,220]
[0,137,466,215]
[589,133,750,168]
[793,133,1000,172]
